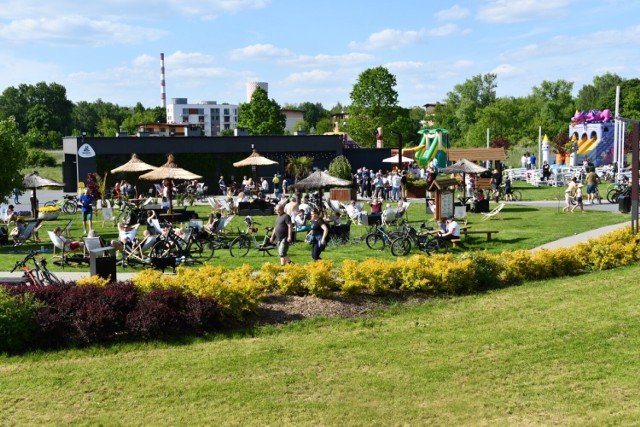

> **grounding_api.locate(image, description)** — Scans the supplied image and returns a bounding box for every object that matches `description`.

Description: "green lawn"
[0,199,628,272]
[2,263,639,425]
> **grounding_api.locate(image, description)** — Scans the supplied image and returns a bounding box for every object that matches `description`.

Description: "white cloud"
[166,51,215,65]
[0,15,167,47]
[284,52,374,68]
[492,63,524,76]
[436,5,470,21]
[477,0,571,24]
[428,24,471,37]
[349,29,427,50]
[229,43,293,60]
[285,70,333,83]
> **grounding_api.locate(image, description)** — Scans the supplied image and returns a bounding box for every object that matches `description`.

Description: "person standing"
[79,187,94,235]
[12,187,21,204]
[218,176,226,195]
[563,177,578,212]
[585,168,600,204]
[270,204,293,265]
[307,208,329,261]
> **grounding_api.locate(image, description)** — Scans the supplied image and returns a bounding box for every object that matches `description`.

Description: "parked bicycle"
[365,224,406,251]
[229,216,276,257]
[44,195,80,214]
[116,201,142,225]
[4,250,62,286]
[150,224,202,265]
[606,183,630,204]
[389,223,450,257]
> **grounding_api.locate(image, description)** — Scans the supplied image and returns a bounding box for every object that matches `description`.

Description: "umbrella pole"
[168,181,174,215]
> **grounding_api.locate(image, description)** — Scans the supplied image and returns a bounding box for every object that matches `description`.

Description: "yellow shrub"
[75,275,111,287]
[258,262,283,292]
[276,262,308,295]
[429,255,475,294]
[498,250,533,284]
[397,254,436,293]
[339,258,400,295]
[304,260,338,297]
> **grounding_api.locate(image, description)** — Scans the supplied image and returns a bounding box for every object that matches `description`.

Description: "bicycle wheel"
[423,235,440,254]
[204,240,216,260]
[151,240,178,258]
[187,239,205,258]
[390,237,411,256]
[606,189,619,204]
[365,232,385,250]
[63,200,78,214]
[38,270,63,286]
[511,190,522,202]
[229,236,251,257]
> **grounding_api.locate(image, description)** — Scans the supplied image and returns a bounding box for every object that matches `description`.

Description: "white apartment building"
[166,98,238,136]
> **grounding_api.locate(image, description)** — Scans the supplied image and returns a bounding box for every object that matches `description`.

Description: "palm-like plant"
[286,156,314,183]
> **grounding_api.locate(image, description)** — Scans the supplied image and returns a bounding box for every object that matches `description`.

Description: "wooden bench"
[475,177,493,191]
[450,238,461,247]
[461,229,499,242]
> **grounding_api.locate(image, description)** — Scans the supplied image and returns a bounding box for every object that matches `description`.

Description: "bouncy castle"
[414,128,448,167]
[568,109,614,166]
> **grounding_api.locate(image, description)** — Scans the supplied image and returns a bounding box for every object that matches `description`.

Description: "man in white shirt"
[345,200,362,224]
[298,197,311,219]
[440,216,460,240]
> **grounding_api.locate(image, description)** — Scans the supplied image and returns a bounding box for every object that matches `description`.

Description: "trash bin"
[618,194,631,214]
[89,246,117,282]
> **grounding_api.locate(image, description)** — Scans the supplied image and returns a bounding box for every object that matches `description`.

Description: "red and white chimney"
[160,53,166,109]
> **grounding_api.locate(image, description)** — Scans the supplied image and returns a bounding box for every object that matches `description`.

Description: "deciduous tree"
[0,117,28,203]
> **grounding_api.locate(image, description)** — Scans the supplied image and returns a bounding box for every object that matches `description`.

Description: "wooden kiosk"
[427,178,457,220]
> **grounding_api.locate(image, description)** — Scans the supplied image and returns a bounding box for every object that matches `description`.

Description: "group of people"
[270,202,329,265]
[563,167,603,212]
[353,168,407,201]
[520,152,537,169]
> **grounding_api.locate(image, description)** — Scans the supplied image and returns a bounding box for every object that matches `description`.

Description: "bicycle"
[150,224,202,265]
[606,183,630,204]
[44,195,80,214]
[116,202,141,225]
[389,223,449,257]
[364,224,406,251]
[7,250,62,286]
[229,216,276,257]
[494,185,522,202]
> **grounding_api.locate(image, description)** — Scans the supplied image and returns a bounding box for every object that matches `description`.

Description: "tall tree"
[0,117,28,202]
[348,66,402,147]
[530,80,575,137]
[237,87,286,135]
[576,73,623,111]
[298,102,328,129]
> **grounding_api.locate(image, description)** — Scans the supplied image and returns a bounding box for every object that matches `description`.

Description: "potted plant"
[37,206,61,221]
[328,156,357,202]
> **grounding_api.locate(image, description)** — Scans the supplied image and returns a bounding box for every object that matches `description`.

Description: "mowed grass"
[2,263,640,425]
[0,199,628,272]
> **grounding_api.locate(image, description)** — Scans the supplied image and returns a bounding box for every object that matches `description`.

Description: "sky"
[1,0,639,110]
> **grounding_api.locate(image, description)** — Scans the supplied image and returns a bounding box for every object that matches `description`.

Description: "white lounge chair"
[481,202,505,221]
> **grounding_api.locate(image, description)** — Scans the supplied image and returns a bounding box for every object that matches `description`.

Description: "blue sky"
[1,0,638,110]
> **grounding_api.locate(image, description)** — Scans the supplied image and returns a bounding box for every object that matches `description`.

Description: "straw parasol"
[288,170,353,191]
[139,154,202,215]
[23,171,65,218]
[440,158,488,204]
[233,149,278,185]
[233,149,278,167]
[110,153,157,174]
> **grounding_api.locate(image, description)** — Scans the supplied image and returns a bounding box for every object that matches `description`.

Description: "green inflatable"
[415,128,448,167]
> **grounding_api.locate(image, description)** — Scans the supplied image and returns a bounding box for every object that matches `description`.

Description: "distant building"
[246,82,268,102]
[166,98,238,136]
[281,109,304,134]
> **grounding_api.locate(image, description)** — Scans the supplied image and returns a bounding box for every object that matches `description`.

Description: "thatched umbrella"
[23,171,65,218]
[233,149,278,185]
[288,170,353,191]
[440,158,488,204]
[139,154,202,215]
[110,153,157,174]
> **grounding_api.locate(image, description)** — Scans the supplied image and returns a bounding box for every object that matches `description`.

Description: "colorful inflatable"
[568,109,614,166]
[415,128,448,167]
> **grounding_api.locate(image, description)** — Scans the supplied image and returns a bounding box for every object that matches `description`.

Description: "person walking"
[306,208,329,261]
[270,204,293,266]
[563,177,578,212]
[79,187,95,235]
[571,184,585,212]
[12,187,21,204]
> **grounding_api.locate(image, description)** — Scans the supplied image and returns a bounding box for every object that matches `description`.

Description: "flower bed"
[37,211,60,220]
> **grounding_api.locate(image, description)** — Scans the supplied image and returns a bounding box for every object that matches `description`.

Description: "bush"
[26,148,57,167]
[340,259,400,295]
[0,287,41,353]
[126,288,190,340]
[304,260,339,297]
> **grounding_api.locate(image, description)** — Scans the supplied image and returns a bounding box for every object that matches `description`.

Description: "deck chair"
[12,222,37,246]
[149,218,165,235]
[47,230,66,262]
[123,234,157,266]
[381,208,398,226]
[0,206,8,224]
[401,202,411,221]
[61,220,73,238]
[101,207,116,226]
[454,205,468,225]
[481,202,505,221]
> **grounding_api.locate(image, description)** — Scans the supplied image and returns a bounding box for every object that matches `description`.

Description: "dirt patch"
[245,292,432,327]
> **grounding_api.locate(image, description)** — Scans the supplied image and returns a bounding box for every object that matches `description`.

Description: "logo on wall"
[78,144,96,158]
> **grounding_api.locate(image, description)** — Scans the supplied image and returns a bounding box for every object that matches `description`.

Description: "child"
[504,177,513,201]
[571,184,584,212]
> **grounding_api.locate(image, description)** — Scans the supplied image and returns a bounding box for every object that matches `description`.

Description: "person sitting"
[237,191,250,203]
[345,200,363,224]
[298,197,311,220]
[3,205,17,224]
[473,190,489,213]
[541,161,552,181]
[54,226,84,252]
[395,200,407,219]
[294,209,310,232]
[439,216,460,241]
[110,222,140,253]
[204,212,222,234]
